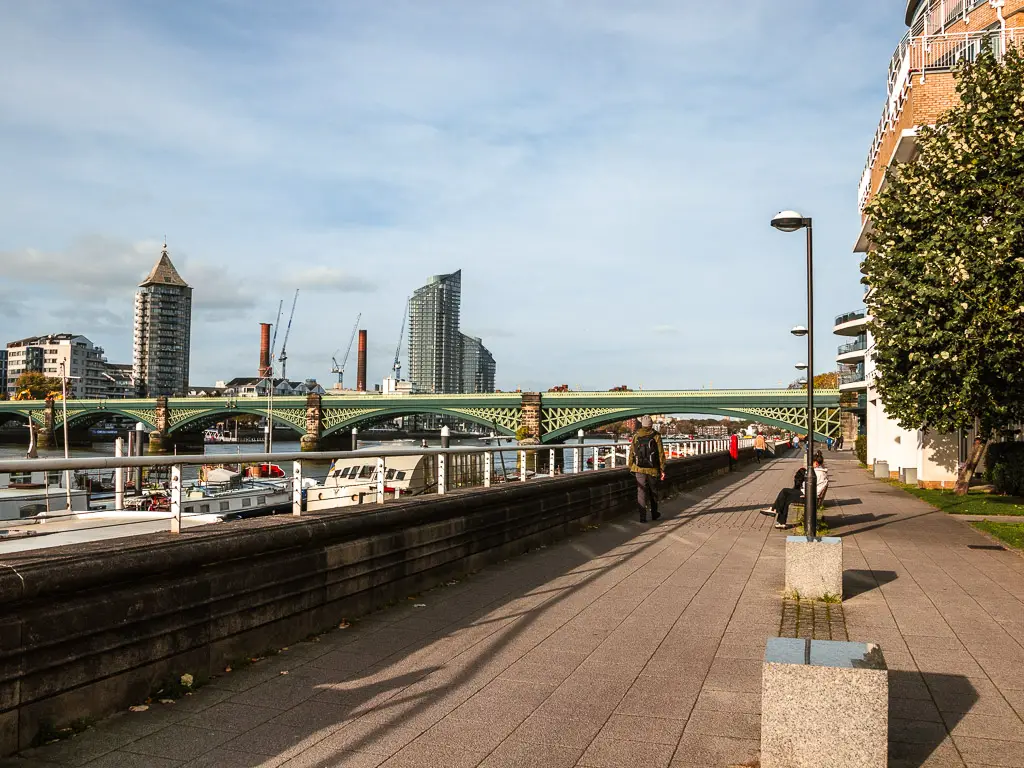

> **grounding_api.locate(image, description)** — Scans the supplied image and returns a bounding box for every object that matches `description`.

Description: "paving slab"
[13,450,1024,767]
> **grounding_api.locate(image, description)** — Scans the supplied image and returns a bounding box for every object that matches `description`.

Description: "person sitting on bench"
[761,458,828,529]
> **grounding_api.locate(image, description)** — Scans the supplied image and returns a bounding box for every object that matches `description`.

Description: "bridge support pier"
[520,393,542,442]
[37,400,56,450]
[147,396,171,455]
[301,394,322,452]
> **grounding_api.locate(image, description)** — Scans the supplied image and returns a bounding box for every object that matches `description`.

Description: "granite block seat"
[762,637,888,768]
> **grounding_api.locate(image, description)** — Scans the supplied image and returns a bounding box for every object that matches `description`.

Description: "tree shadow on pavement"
[888,671,976,768]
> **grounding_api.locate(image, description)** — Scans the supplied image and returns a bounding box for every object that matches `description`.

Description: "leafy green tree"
[13,372,63,400]
[862,47,1024,494]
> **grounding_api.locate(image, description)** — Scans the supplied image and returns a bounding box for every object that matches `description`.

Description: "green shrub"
[985,442,1024,481]
[986,442,1024,494]
[855,435,867,465]
[991,453,1024,496]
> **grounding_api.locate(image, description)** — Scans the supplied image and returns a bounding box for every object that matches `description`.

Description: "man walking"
[754,432,766,464]
[629,415,666,522]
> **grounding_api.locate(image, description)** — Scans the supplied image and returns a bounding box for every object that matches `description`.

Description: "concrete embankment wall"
[0,447,762,753]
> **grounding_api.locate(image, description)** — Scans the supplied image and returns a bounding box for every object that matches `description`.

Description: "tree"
[862,47,1024,494]
[13,372,63,400]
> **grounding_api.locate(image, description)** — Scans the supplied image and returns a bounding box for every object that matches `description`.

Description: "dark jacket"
[628,427,666,477]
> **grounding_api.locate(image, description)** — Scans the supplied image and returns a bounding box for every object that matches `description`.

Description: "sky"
[0,0,906,392]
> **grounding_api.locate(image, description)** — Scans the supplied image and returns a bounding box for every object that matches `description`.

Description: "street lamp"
[772,210,818,537]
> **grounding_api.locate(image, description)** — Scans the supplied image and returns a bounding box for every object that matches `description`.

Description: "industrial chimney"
[259,323,272,378]
[357,330,367,392]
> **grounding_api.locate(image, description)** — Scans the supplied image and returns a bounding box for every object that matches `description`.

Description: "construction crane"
[268,300,283,381]
[330,313,361,389]
[392,298,409,380]
[278,289,300,381]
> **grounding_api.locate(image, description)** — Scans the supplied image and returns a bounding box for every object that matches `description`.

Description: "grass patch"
[972,521,1024,550]
[889,482,1024,516]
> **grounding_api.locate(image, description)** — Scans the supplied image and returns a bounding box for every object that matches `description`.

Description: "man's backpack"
[634,434,659,469]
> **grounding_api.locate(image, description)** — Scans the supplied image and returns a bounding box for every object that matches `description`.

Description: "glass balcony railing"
[835,310,866,327]
[837,337,867,356]
[839,367,866,386]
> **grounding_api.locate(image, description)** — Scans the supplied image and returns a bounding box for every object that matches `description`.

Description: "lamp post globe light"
[771,210,818,538]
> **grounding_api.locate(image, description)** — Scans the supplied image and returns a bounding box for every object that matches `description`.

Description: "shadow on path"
[888,671,977,768]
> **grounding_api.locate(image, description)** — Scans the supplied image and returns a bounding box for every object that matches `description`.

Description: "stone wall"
[0,447,758,754]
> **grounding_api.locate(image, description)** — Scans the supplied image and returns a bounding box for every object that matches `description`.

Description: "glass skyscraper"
[133,244,192,396]
[408,270,462,394]
[460,334,496,393]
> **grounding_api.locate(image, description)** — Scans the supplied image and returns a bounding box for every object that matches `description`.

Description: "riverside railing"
[0,438,758,540]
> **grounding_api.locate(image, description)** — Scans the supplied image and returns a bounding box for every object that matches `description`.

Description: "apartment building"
[460,334,496,394]
[853,0,1023,486]
[133,244,193,397]
[5,334,111,398]
[408,271,462,394]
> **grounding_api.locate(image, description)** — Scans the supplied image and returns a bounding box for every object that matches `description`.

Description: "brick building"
[850,0,1024,486]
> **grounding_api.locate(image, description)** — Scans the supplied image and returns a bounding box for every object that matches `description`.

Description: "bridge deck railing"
[0,438,758,545]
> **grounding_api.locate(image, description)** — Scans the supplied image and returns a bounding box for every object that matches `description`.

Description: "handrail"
[834,310,867,326]
[837,338,868,355]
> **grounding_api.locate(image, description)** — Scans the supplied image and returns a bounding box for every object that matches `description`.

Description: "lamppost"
[772,210,818,537]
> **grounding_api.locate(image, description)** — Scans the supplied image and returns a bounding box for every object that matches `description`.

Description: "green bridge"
[0,389,841,452]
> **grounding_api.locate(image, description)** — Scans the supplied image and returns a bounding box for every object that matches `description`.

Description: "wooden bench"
[791,485,829,528]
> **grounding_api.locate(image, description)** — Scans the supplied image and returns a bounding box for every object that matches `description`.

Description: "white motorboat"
[0,469,89,521]
[304,454,434,511]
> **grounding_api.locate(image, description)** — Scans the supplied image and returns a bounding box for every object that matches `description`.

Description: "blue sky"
[0,0,905,391]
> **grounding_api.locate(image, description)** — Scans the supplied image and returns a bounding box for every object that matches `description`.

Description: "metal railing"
[834,310,867,327]
[859,25,1018,212]
[837,337,868,356]
[0,438,759,542]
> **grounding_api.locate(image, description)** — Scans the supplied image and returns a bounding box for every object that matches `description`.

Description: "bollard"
[292,460,303,516]
[549,448,557,476]
[484,450,492,487]
[376,456,386,503]
[114,437,125,511]
[438,453,447,495]
[170,464,181,534]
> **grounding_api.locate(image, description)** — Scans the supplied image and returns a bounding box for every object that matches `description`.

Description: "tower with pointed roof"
[132,243,193,396]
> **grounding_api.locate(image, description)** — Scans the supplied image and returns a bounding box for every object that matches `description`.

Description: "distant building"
[381,376,413,395]
[460,334,495,393]
[0,350,6,397]
[133,243,192,396]
[5,334,110,398]
[214,378,325,397]
[696,424,729,437]
[408,270,462,394]
[102,362,135,399]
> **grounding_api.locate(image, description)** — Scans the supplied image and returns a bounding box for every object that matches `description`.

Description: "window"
[385,469,396,480]
[219,501,230,512]
[359,465,373,478]
[200,504,210,514]
[242,498,251,507]
[258,496,266,505]
[396,471,407,481]
[184,506,194,514]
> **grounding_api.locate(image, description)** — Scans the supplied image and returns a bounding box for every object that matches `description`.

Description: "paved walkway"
[6,453,1024,768]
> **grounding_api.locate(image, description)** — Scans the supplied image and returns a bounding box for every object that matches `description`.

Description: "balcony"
[834,310,869,336]
[837,336,868,365]
[858,26,1019,215]
[838,364,867,390]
